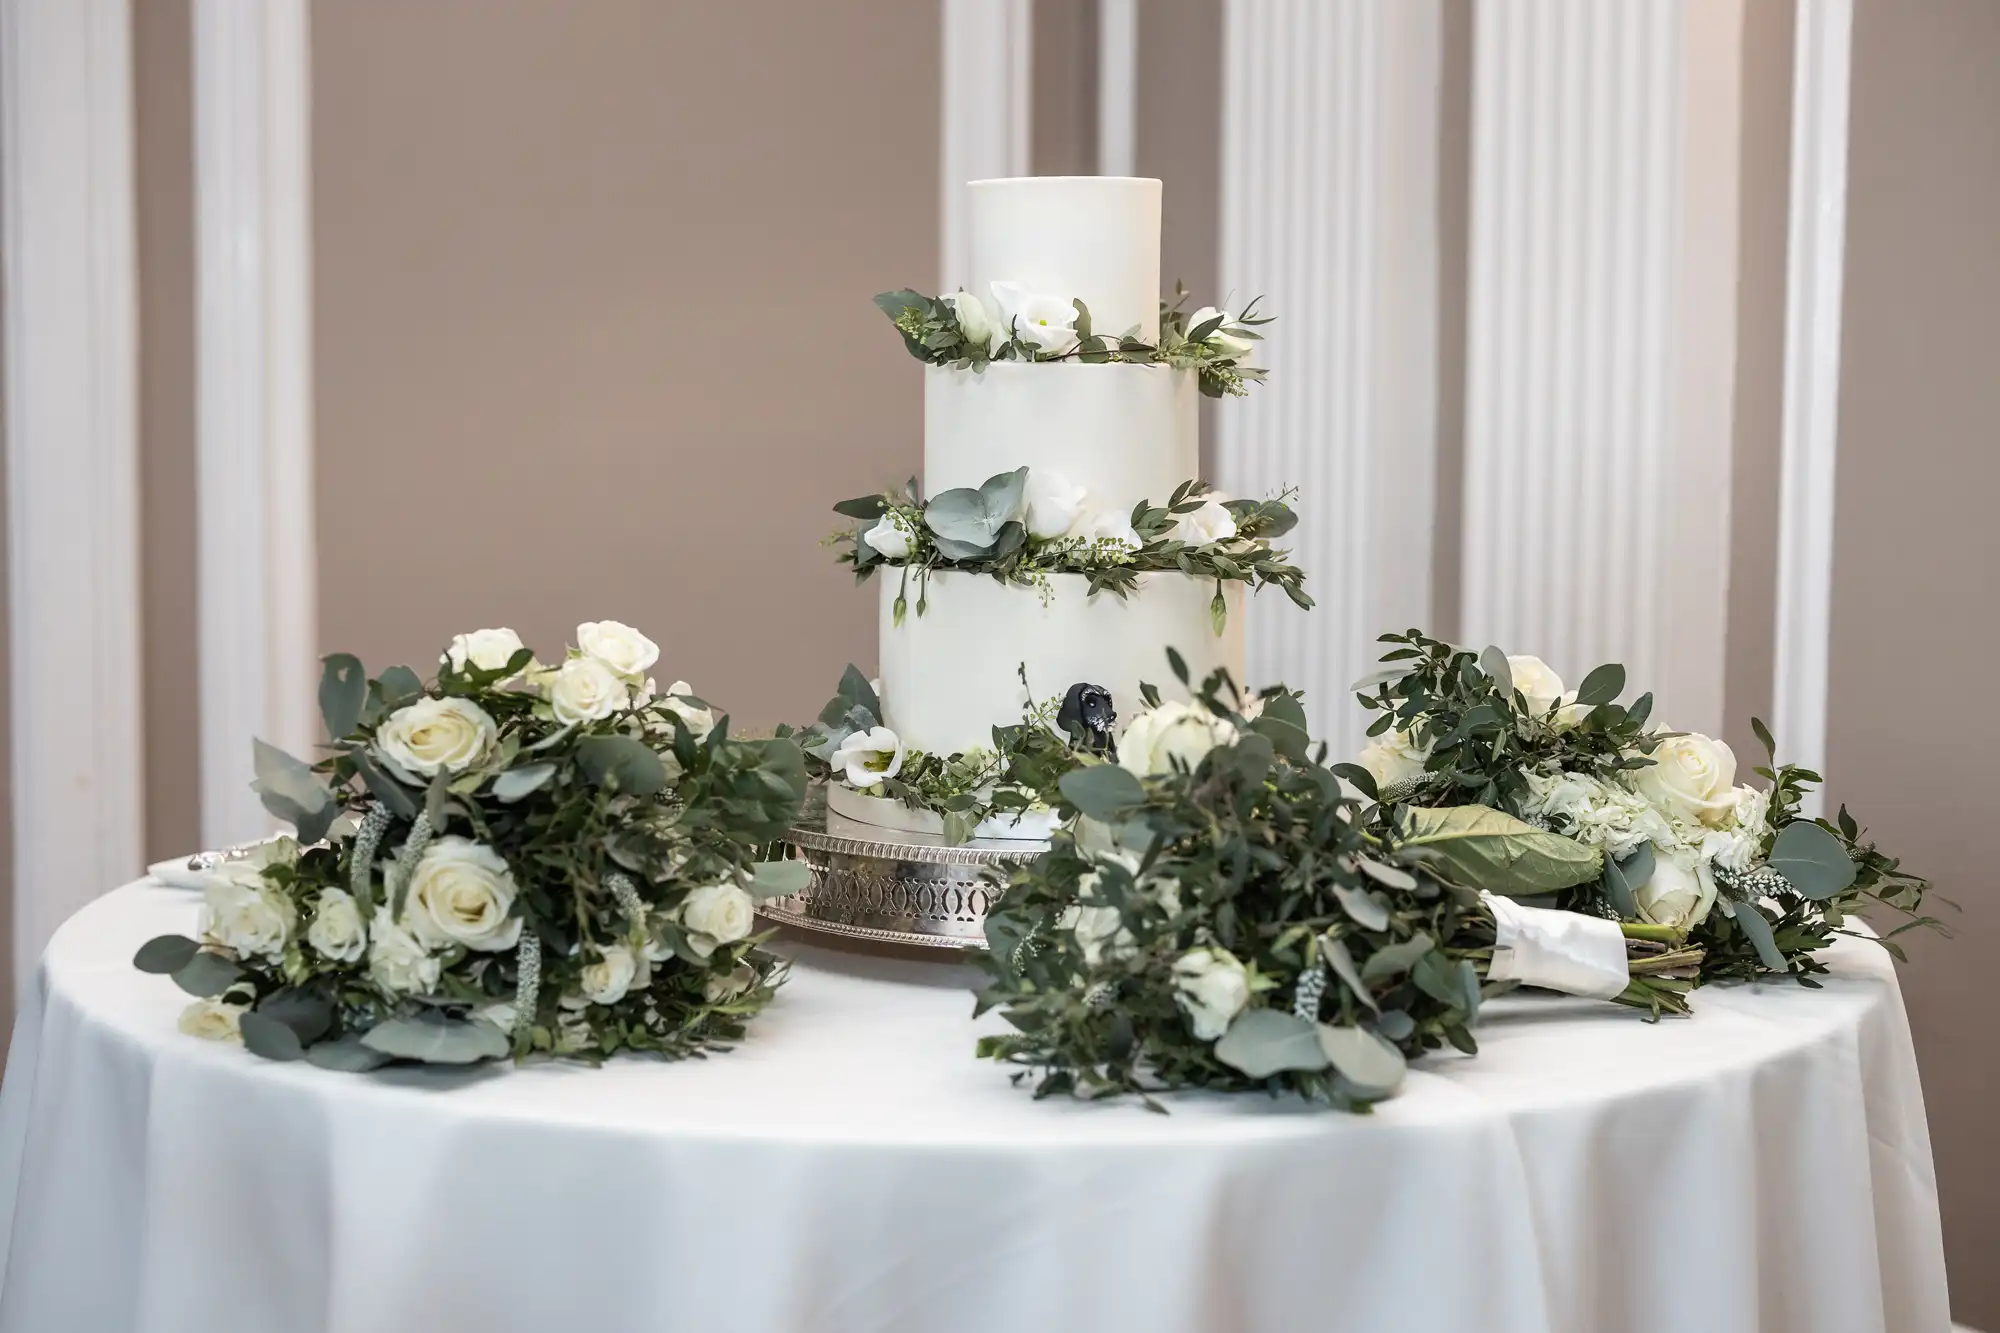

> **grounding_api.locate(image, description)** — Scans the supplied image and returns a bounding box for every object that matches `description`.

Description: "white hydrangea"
[1517,769,1676,860]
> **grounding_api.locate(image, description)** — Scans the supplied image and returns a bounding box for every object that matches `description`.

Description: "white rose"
[943,289,998,352]
[1186,305,1256,359]
[403,836,522,952]
[989,280,1079,354]
[198,867,297,964]
[576,619,660,679]
[1506,655,1567,716]
[1175,497,1238,545]
[579,942,641,1006]
[548,655,631,725]
[1172,947,1252,1041]
[1632,850,1718,931]
[367,907,441,995]
[681,881,757,952]
[178,998,246,1043]
[1023,470,1089,540]
[1057,903,1135,966]
[374,696,499,777]
[1118,702,1236,778]
[305,888,368,963]
[1631,732,1738,828]
[1078,507,1142,554]
[660,680,715,742]
[1356,728,1431,792]
[442,627,527,675]
[830,725,905,787]
[1552,692,1594,732]
[703,961,760,1004]
[862,512,915,559]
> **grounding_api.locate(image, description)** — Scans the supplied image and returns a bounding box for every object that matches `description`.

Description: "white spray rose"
[659,680,715,742]
[1175,497,1238,545]
[1631,732,1738,828]
[1506,655,1567,716]
[1356,728,1432,792]
[403,836,522,952]
[579,942,641,1006]
[198,867,297,964]
[375,696,499,777]
[862,512,915,559]
[178,998,247,1044]
[1172,947,1252,1040]
[576,619,660,680]
[680,882,757,954]
[1078,507,1142,554]
[1057,903,1135,966]
[943,289,998,352]
[306,888,368,963]
[704,961,760,1004]
[1632,851,1718,931]
[830,725,905,787]
[367,907,441,995]
[1186,306,1256,359]
[548,655,631,725]
[442,627,527,675]
[989,280,1079,354]
[1118,701,1236,778]
[1023,470,1089,540]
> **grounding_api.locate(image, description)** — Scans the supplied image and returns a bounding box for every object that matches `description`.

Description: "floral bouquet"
[975,653,1697,1112]
[137,621,810,1069]
[1351,631,1944,987]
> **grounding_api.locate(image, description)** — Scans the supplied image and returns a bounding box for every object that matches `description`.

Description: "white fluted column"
[1217,0,1441,756]
[940,0,1031,292]
[1460,0,1746,735]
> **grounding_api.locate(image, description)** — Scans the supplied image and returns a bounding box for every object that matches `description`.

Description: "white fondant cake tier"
[878,571,1244,759]
[924,362,1198,513]
[968,176,1162,342]
[824,783,1058,843]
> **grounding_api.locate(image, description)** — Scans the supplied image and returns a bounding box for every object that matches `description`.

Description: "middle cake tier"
[877,570,1244,760]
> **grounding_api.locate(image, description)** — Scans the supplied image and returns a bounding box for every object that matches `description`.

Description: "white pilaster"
[1460,0,1746,736]
[940,0,1032,293]
[1,0,144,996]
[1772,0,1854,808]
[195,0,318,848]
[1217,0,1441,756]
[1097,0,1138,176]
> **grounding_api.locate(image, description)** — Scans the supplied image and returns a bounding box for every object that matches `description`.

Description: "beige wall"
[1830,1,2000,1323]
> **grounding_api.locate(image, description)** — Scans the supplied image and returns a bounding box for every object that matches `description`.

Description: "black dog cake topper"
[1057,682,1118,757]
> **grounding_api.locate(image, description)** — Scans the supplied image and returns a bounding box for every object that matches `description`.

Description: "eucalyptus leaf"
[360,1016,511,1065]
[251,738,338,844]
[1478,646,1513,700]
[1330,880,1390,932]
[1355,856,1417,891]
[351,752,422,819]
[133,934,200,975]
[376,665,423,708]
[1058,764,1146,821]
[492,762,558,804]
[319,653,366,741]
[172,950,244,998]
[1767,820,1856,900]
[1213,1008,1329,1078]
[1396,805,1603,894]
[238,1011,307,1062]
[1602,842,1654,918]
[747,859,811,901]
[923,467,1027,550]
[1319,935,1378,1013]
[1315,1024,1407,1095]
[1248,692,1311,763]
[575,736,668,797]
[1725,897,1789,972]
[256,988,334,1045]
[1573,662,1627,708]
[306,1035,394,1072]
[1360,932,1435,985]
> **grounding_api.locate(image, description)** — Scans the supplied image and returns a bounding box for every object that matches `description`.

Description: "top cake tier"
[967,176,1162,343]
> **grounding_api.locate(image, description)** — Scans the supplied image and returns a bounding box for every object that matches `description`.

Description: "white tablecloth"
[0,881,1951,1333]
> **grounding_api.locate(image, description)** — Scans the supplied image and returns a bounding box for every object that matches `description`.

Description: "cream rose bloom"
[576,620,660,680]
[443,627,527,675]
[1633,851,1718,931]
[367,907,441,995]
[659,680,715,742]
[943,289,998,352]
[862,512,914,559]
[989,280,1079,354]
[1356,728,1431,792]
[1631,732,1738,828]
[579,942,642,1006]
[1172,948,1252,1040]
[375,696,499,777]
[548,655,630,725]
[403,836,522,952]
[306,888,368,963]
[1118,701,1236,778]
[703,961,760,1004]
[1058,903,1135,966]
[198,867,297,964]
[1186,305,1256,359]
[1024,469,1089,540]
[681,882,756,953]
[1175,497,1238,545]
[1506,655,1567,716]
[178,998,246,1043]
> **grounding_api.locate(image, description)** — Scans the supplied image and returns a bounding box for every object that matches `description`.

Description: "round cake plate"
[760,788,1048,950]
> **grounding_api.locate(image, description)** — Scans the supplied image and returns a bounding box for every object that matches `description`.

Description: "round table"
[0,881,1951,1333]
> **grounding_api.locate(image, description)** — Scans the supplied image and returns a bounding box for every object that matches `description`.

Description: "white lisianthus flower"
[576,620,660,680]
[1078,507,1143,554]
[198,866,297,964]
[1186,305,1256,359]
[704,961,760,1004]
[178,998,247,1044]
[1175,497,1238,545]
[1172,948,1252,1041]
[579,942,641,1007]
[1630,732,1738,828]
[442,627,527,676]
[659,680,715,742]
[1057,903,1134,966]
[862,512,915,559]
[375,696,499,777]
[1119,701,1236,778]
[1023,469,1089,540]
[680,882,757,955]
[989,280,1079,354]
[402,836,522,953]
[305,888,368,963]
[1632,850,1718,931]
[548,655,630,725]
[367,907,441,995]
[830,725,905,787]
[943,289,998,352]
[1506,655,1567,717]
[1357,728,1432,792]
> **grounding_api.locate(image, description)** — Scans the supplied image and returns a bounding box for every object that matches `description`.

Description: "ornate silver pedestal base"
[760,789,1048,950]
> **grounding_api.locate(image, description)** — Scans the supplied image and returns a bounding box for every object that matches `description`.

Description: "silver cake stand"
[759,788,1049,950]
